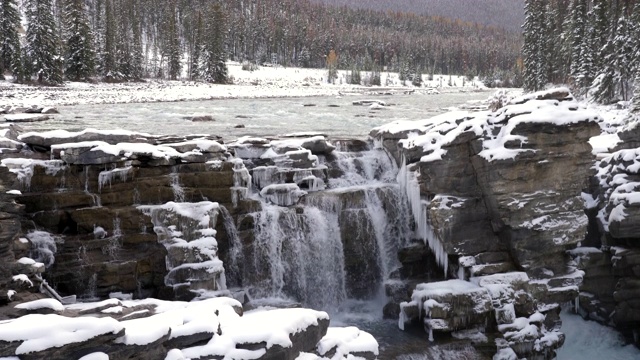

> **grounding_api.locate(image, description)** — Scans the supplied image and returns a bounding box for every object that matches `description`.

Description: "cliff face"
[372,88,606,358]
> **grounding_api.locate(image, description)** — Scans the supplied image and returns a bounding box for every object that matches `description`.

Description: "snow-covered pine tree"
[629,1,640,75]
[99,0,116,80]
[201,3,229,83]
[0,0,23,81]
[25,0,63,84]
[129,0,144,80]
[522,0,547,91]
[631,68,640,115]
[568,0,587,87]
[63,0,96,81]
[591,0,610,71]
[112,0,137,81]
[189,12,203,80]
[164,3,181,81]
[611,6,633,101]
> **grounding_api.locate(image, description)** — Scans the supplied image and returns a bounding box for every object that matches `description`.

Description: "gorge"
[0,88,639,359]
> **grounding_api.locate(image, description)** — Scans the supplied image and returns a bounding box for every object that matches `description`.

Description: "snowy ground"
[0,62,487,108]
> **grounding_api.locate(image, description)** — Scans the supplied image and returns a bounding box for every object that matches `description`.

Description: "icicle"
[397,156,448,273]
[574,295,580,314]
[98,166,132,191]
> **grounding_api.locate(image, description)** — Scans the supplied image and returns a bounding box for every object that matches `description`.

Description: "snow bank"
[0,314,123,355]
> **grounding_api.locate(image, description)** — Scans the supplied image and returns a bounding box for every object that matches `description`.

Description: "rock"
[4,114,50,123]
[190,115,215,122]
[41,107,59,114]
[234,124,245,128]
[19,129,154,148]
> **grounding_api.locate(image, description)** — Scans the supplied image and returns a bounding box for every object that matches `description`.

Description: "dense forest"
[313,0,525,31]
[0,0,523,86]
[523,0,640,105]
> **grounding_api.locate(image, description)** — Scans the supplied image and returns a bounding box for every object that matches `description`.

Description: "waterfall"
[169,169,185,202]
[243,146,413,310]
[250,203,346,310]
[219,205,243,287]
[26,230,58,268]
[83,166,102,207]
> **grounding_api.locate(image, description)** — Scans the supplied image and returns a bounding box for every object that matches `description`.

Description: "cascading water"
[242,144,414,311]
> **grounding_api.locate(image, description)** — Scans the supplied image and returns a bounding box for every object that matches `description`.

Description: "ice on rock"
[138,202,226,291]
[98,166,132,191]
[397,158,448,272]
[0,158,65,190]
[260,183,307,207]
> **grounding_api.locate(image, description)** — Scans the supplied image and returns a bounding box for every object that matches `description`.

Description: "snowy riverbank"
[0,63,488,108]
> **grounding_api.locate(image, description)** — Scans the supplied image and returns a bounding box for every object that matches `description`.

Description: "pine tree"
[201,3,229,83]
[164,3,181,80]
[0,0,23,81]
[25,0,63,85]
[99,0,116,80]
[130,0,144,80]
[522,0,547,91]
[189,12,203,80]
[629,1,640,74]
[568,0,587,86]
[63,0,95,81]
[631,68,640,115]
[591,0,610,70]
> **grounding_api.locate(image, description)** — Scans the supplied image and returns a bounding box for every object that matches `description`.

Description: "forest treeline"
[0,0,523,86]
[523,0,640,105]
[313,0,525,32]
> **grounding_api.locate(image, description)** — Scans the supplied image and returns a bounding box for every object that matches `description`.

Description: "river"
[22,91,491,139]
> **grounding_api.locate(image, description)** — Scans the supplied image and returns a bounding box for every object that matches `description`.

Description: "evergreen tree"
[130,0,144,80]
[164,3,181,80]
[0,0,23,81]
[631,68,640,115]
[25,0,63,84]
[591,0,610,70]
[189,12,203,80]
[63,0,95,81]
[522,0,547,91]
[568,0,587,86]
[411,66,423,87]
[201,3,229,83]
[629,1,640,74]
[99,0,116,80]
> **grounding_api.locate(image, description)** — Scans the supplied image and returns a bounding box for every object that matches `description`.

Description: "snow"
[558,310,640,360]
[316,327,379,358]
[6,190,21,195]
[78,353,109,360]
[11,274,32,287]
[139,201,219,227]
[0,64,486,108]
[0,314,123,355]
[14,299,64,312]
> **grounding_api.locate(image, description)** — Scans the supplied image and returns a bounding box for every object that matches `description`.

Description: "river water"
[25,91,491,139]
